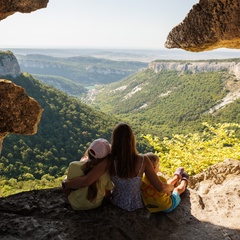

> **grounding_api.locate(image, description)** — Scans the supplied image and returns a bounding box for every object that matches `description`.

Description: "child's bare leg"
[173,179,187,195]
[174,172,189,195]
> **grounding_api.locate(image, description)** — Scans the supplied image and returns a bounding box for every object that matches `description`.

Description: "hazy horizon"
[2,47,238,62]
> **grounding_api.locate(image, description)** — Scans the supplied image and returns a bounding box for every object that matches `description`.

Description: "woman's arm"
[144,157,174,195]
[63,158,109,189]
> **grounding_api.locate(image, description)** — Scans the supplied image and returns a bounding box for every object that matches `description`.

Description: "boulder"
[165,0,240,52]
[0,79,43,151]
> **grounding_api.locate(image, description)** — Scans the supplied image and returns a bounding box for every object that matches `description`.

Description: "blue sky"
[0,0,200,49]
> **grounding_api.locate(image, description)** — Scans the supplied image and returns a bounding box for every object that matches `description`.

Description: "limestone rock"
[165,0,240,52]
[0,160,239,240]
[0,0,49,20]
[149,60,240,79]
[0,51,21,78]
[0,79,43,150]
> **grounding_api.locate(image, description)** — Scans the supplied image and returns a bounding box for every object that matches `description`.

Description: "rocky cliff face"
[0,159,239,240]
[0,80,43,152]
[149,60,240,79]
[0,51,21,78]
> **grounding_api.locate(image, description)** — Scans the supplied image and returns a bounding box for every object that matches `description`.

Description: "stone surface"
[149,60,240,79]
[0,51,21,78]
[0,159,239,240]
[0,79,43,151]
[165,0,240,52]
[0,0,49,20]
[0,51,42,151]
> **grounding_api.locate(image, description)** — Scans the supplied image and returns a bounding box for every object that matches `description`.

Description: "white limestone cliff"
[0,51,21,78]
[149,61,240,79]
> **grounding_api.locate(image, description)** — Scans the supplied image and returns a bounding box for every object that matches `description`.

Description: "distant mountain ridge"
[16,54,147,86]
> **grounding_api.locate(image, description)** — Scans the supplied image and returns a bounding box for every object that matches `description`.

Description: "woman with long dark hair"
[109,123,174,211]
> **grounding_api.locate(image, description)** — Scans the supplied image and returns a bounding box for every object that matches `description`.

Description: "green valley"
[93,68,240,138]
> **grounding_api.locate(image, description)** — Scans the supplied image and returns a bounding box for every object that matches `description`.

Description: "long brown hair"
[110,123,138,178]
[82,151,102,202]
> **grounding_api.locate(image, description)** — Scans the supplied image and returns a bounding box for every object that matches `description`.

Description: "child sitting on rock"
[141,152,188,213]
[62,138,114,210]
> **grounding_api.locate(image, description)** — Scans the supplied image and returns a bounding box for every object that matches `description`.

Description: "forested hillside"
[32,74,87,97]
[0,72,156,196]
[93,68,240,137]
[0,73,120,181]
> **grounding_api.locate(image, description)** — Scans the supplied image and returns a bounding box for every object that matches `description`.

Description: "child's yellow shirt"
[141,173,172,213]
[67,160,114,210]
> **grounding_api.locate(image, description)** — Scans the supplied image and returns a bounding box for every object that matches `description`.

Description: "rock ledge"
[0,159,239,240]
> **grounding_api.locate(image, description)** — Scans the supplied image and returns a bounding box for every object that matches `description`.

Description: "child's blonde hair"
[145,152,159,168]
